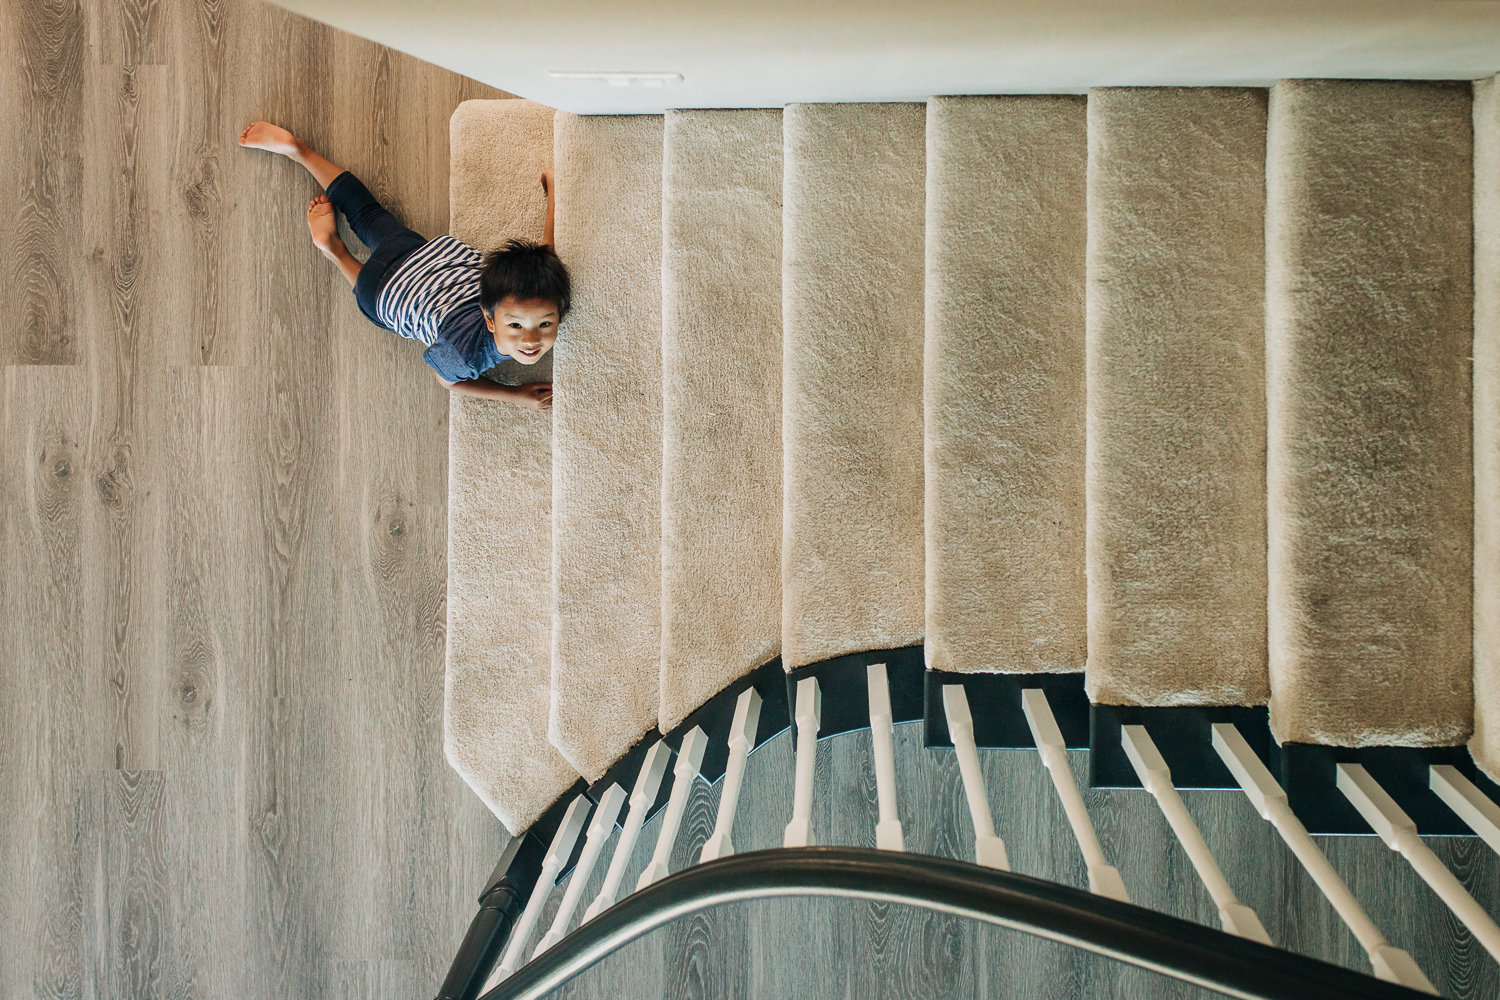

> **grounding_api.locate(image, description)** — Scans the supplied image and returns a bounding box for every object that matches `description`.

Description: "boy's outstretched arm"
[542,170,555,248]
[437,375,552,410]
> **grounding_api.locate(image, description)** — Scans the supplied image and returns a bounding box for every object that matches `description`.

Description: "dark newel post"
[434,833,544,1000]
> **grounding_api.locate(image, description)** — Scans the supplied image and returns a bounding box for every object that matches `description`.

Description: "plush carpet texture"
[1477,78,1500,779]
[1267,80,1474,747]
[659,110,784,731]
[445,99,578,834]
[781,103,927,671]
[1085,88,1270,707]
[550,113,665,780]
[924,96,1087,676]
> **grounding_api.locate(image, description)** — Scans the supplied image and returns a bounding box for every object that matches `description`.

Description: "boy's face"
[484,295,559,364]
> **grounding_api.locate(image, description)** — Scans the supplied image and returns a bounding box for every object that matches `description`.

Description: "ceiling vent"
[549,71,684,88]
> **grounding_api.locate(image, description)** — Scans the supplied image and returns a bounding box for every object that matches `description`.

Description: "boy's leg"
[241,121,426,323]
[306,195,362,289]
[322,171,423,252]
[238,121,422,251]
[238,121,347,189]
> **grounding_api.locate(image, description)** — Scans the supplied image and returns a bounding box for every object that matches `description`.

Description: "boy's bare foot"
[306,195,340,253]
[238,121,302,157]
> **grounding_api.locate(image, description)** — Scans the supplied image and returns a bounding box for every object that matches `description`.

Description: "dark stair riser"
[785,645,926,741]
[1273,742,1500,837]
[1089,704,1274,789]
[924,669,1090,749]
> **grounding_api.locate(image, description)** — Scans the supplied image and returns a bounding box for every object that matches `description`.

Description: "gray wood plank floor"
[0,0,505,996]
[2,0,1496,997]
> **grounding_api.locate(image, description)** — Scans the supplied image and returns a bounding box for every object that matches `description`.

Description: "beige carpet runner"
[924,95,1087,676]
[1265,80,1474,748]
[445,100,578,834]
[659,109,784,732]
[781,103,927,671]
[1085,87,1270,707]
[445,78,1500,830]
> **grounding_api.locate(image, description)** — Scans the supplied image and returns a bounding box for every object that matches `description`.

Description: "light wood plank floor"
[0,0,507,996]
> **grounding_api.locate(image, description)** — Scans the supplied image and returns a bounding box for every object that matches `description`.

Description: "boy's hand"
[509,382,553,410]
[541,170,553,195]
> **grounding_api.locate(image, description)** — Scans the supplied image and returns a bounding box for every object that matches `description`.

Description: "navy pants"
[325,171,427,328]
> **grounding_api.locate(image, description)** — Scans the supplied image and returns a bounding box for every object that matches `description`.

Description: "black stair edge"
[587,733,677,829]
[923,670,1089,749]
[1273,741,1498,836]
[659,656,791,785]
[1089,704,1273,790]
[494,779,593,888]
[784,645,927,741]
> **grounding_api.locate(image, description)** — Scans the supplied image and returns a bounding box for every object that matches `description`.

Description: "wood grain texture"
[5,0,86,364]
[0,0,508,996]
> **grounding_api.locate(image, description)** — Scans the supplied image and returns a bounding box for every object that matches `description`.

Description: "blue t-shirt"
[422,302,509,382]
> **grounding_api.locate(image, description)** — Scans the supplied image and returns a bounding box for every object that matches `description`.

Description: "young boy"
[238,121,566,409]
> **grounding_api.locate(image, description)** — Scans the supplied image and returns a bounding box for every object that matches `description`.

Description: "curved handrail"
[477,847,1433,1000]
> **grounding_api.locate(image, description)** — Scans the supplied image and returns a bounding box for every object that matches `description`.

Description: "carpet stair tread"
[548,112,666,780]
[923,94,1088,678]
[780,102,927,672]
[1084,86,1271,709]
[444,99,580,834]
[1265,79,1474,749]
[658,109,785,732]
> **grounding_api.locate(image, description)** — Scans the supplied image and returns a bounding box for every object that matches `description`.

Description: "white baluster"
[701,687,763,861]
[784,677,823,848]
[533,783,628,956]
[1021,689,1128,902]
[1120,725,1270,944]
[584,741,671,922]
[941,684,1009,870]
[636,726,708,889]
[867,664,905,851]
[1431,765,1500,857]
[1212,725,1435,992]
[1338,763,1500,963]
[493,795,591,980]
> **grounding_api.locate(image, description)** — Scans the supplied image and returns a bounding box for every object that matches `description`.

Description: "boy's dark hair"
[478,238,571,319]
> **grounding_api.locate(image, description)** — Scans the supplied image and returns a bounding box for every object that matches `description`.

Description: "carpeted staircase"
[444,79,1490,842]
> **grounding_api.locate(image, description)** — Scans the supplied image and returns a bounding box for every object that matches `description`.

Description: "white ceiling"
[276,0,1500,114]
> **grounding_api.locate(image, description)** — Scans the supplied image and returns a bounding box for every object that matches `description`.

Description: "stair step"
[1084,87,1271,709]
[781,102,927,671]
[550,112,665,780]
[1475,77,1500,779]
[659,109,784,733]
[445,99,580,833]
[1265,80,1473,748]
[923,95,1088,678]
